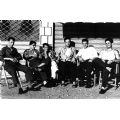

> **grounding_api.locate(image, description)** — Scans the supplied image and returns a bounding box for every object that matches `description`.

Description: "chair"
[0,62,23,89]
[98,71,102,89]
[98,62,120,89]
[110,62,120,88]
[91,68,99,87]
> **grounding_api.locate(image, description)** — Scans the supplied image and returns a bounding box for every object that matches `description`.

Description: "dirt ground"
[1,81,120,99]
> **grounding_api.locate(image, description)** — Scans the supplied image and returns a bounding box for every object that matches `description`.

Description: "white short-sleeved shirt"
[76,47,98,60]
[99,49,119,61]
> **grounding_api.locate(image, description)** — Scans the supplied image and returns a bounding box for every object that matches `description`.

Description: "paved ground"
[1,81,120,99]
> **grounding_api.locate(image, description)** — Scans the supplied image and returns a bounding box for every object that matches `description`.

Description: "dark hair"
[43,43,49,48]
[29,40,36,45]
[105,38,113,43]
[8,37,15,42]
[64,37,71,42]
[82,38,88,43]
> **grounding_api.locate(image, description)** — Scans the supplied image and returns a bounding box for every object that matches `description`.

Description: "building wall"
[39,21,53,46]
[55,22,120,53]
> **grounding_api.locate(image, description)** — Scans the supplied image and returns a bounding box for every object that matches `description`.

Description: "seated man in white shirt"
[76,38,98,88]
[97,38,120,94]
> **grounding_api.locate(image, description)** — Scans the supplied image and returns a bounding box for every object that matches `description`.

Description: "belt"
[60,60,72,62]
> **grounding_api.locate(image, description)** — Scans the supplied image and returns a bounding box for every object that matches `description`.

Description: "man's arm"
[98,50,105,62]
[0,47,6,61]
[76,49,84,62]
[113,50,120,63]
[14,48,22,61]
[71,47,76,63]
[23,49,32,60]
[56,48,61,62]
[0,49,14,62]
[88,47,98,62]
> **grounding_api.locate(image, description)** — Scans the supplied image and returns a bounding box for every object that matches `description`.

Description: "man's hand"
[2,61,5,66]
[0,61,3,70]
[12,58,18,62]
[102,59,105,63]
[88,59,93,62]
[107,60,113,64]
[79,57,84,62]
[37,68,42,72]
[71,58,76,63]
[56,59,59,64]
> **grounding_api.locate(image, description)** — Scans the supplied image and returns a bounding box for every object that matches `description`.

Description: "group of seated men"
[0,37,52,94]
[57,37,120,94]
[0,37,120,94]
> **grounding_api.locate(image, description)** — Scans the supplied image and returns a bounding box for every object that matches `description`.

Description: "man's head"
[43,43,49,52]
[105,38,113,49]
[29,41,36,50]
[8,37,15,48]
[64,37,71,47]
[82,38,88,48]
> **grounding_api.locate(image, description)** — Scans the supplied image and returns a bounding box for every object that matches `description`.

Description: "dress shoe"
[43,81,47,86]
[99,89,106,94]
[61,81,65,86]
[72,84,78,88]
[99,86,107,94]
[72,82,78,88]
[18,88,25,94]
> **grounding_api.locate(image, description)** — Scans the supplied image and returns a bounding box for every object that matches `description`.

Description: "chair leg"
[93,73,96,87]
[0,68,2,84]
[114,63,119,88]
[99,71,102,89]
[2,66,9,88]
[17,71,23,88]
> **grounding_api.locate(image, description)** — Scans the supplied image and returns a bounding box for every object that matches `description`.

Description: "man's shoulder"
[71,47,76,50]
[113,49,119,54]
[100,49,106,52]
[79,47,87,51]
[58,47,65,51]
[35,49,39,52]
[12,47,17,50]
[1,46,8,50]
[88,46,97,51]
[77,48,85,54]
[24,49,30,52]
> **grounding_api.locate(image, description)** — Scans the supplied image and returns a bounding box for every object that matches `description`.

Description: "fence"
[0,20,53,45]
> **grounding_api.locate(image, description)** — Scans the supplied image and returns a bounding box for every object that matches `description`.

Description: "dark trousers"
[76,60,93,84]
[29,59,51,82]
[4,61,33,85]
[93,58,116,87]
[29,60,42,82]
[58,61,76,83]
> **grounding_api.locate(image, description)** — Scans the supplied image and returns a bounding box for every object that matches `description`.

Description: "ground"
[1,81,120,99]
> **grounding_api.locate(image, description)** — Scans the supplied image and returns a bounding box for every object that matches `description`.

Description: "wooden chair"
[110,62,120,88]
[0,62,23,89]
[98,62,120,89]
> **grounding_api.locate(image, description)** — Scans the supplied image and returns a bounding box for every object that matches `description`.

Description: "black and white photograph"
[0,21,120,99]
[1,0,120,120]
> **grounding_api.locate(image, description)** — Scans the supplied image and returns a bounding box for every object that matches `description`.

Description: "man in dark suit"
[0,37,34,94]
